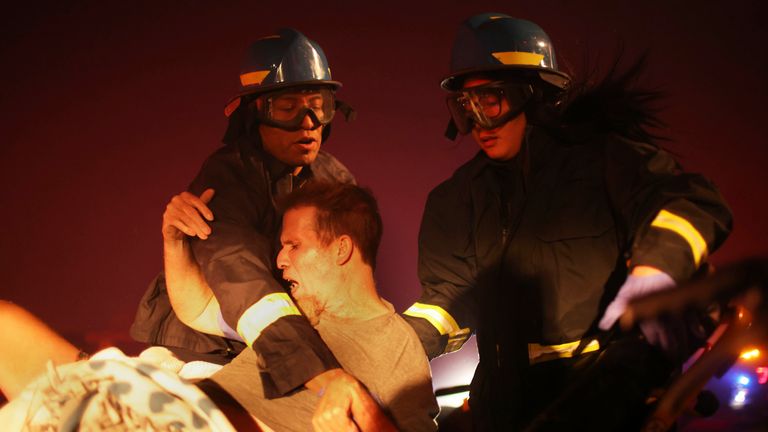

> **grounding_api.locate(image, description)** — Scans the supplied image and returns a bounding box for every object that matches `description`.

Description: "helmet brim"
[441,65,570,91]
[227,79,343,105]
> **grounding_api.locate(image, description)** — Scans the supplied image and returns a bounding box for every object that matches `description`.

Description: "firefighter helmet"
[440,13,570,91]
[229,28,340,104]
[222,29,352,141]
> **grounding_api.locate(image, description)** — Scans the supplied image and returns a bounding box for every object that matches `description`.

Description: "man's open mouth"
[285,278,299,292]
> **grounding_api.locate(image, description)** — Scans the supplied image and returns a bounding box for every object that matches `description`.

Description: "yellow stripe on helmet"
[240,70,271,86]
[650,209,708,267]
[491,51,545,67]
[237,293,301,347]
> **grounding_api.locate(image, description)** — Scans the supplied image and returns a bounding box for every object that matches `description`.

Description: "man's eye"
[275,103,295,111]
[273,98,298,110]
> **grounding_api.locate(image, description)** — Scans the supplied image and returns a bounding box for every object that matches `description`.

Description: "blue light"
[737,375,751,386]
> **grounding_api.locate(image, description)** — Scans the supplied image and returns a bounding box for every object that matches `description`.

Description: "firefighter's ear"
[336,235,353,266]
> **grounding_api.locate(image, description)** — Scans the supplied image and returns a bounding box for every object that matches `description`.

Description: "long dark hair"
[546,54,668,146]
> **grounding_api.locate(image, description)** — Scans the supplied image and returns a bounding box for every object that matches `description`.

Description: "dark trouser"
[470,336,675,431]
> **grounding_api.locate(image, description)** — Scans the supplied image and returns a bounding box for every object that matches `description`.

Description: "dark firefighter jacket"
[130,135,355,397]
[403,125,732,363]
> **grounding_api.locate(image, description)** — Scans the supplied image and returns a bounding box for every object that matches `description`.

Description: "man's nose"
[300,112,318,130]
[276,249,288,269]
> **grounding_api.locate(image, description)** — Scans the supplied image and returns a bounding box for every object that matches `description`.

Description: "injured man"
[0,181,438,431]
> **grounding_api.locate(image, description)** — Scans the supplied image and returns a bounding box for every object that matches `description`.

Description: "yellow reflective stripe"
[403,302,460,336]
[491,51,544,66]
[528,339,600,364]
[236,293,301,346]
[240,70,271,86]
[445,328,471,354]
[650,209,708,267]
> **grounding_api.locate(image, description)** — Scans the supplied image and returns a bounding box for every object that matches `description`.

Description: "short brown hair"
[279,181,383,269]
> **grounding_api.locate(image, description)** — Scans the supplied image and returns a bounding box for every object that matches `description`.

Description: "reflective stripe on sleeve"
[404,302,471,354]
[445,328,471,354]
[528,339,600,365]
[650,209,708,267]
[236,293,301,347]
[404,302,460,336]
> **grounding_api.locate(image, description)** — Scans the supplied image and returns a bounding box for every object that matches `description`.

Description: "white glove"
[599,272,677,350]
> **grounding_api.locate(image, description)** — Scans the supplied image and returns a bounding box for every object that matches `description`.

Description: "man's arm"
[0,301,81,399]
[307,369,397,432]
[605,138,733,282]
[186,148,341,397]
[162,189,237,338]
[403,182,477,359]
[599,137,733,351]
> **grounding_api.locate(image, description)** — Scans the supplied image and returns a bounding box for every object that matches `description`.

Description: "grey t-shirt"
[210,303,439,431]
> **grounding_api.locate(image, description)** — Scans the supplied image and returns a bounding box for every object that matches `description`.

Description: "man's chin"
[289,150,319,167]
[296,299,322,326]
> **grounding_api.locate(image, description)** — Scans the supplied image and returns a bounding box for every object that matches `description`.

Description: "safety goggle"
[251,87,336,131]
[446,81,534,135]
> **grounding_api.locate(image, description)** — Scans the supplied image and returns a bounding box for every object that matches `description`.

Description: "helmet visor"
[446,81,533,135]
[253,87,336,131]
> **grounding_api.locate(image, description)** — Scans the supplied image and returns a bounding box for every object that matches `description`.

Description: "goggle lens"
[458,89,504,119]
[447,82,533,135]
[254,87,336,130]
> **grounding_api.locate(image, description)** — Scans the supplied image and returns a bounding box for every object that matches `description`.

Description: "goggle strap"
[444,118,459,141]
[305,109,323,130]
[335,99,356,122]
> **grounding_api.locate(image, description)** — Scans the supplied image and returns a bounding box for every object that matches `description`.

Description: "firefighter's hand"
[162,189,215,241]
[599,267,678,350]
[307,369,397,432]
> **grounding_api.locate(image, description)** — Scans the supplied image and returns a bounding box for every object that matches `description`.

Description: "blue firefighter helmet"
[440,13,570,91]
[234,28,341,97]
[226,28,341,112]
[222,28,353,142]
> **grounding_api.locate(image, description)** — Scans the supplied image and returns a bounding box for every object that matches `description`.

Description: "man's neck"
[320,271,390,323]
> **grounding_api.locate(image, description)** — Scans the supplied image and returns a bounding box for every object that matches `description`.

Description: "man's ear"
[336,235,354,265]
